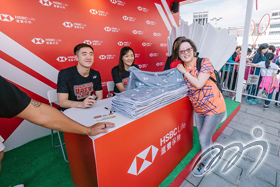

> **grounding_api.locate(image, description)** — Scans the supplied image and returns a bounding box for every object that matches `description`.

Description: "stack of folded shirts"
[111,67,188,119]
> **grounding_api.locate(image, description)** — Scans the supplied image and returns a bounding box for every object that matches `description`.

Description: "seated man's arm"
[58,93,96,109]
[17,99,114,136]
[95,90,103,100]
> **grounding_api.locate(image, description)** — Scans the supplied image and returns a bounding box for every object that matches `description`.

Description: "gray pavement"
[180,95,280,187]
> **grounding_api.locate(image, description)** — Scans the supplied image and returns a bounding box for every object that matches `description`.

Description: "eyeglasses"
[179,47,193,54]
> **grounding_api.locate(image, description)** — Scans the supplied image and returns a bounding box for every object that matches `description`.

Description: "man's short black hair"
[74,43,94,55]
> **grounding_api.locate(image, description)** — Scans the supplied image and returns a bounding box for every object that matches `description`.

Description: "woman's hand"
[177,64,186,74]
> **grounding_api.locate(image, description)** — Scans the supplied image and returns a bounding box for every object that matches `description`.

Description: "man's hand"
[79,96,97,108]
[87,122,115,136]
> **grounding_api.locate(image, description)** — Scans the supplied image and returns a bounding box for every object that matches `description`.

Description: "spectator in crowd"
[220,46,242,96]
[274,47,280,107]
[247,53,279,109]
[111,47,139,94]
[268,45,278,63]
[175,39,226,177]
[0,75,114,175]
[233,48,253,93]
[231,46,242,61]
[164,36,187,70]
[247,43,269,105]
[276,47,280,57]
[57,43,103,111]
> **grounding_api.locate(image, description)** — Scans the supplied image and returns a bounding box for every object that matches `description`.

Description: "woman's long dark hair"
[257,43,268,61]
[265,52,274,69]
[118,47,135,79]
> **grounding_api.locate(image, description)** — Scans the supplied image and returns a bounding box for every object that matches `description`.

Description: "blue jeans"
[247,75,262,100]
[264,89,274,106]
[194,111,226,165]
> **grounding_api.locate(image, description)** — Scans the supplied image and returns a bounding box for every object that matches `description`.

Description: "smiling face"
[236,47,241,54]
[262,47,268,54]
[178,42,194,64]
[75,47,94,68]
[122,50,135,68]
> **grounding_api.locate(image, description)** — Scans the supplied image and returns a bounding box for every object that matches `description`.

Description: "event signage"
[91,97,193,186]
[0,0,180,151]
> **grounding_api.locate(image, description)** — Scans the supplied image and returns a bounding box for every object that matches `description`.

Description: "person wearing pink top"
[248,53,279,109]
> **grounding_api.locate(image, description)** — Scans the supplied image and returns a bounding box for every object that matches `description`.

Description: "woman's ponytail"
[264,52,274,69]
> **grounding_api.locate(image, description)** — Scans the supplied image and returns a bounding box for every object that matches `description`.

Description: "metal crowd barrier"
[220,62,280,106]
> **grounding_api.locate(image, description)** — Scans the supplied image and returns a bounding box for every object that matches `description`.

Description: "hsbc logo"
[138,64,148,68]
[104,26,120,33]
[0,14,14,22]
[156,62,164,66]
[142,42,152,47]
[118,41,131,46]
[153,32,162,37]
[149,53,159,57]
[89,9,98,15]
[39,0,52,6]
[56,56,67,62]
[90,9,108,16]
[99,55,106,60]
[39,0,68,9]
[135,54,140,58]
[137,6,149,12]
[63,21,73,28]
[146,20,156,25]
[99,55,115,60]
[31,38,45,44]
[63,21,85,29]
[84,40,92,45]
[123,16,128,20]
[104,27,112,32]
[84,40,103,46]
[118,41,124,46]
[123,15,136,22]
[32,38,61,45]
[132,30,144,35]
[111,0,125,6]
[127,145,158,176]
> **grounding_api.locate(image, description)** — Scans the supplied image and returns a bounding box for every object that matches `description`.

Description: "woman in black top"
[111,47,139,94]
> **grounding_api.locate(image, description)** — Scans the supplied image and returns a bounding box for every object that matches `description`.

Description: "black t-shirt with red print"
[57,66,102,111]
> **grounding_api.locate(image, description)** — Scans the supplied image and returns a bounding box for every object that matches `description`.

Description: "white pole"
[235,0,254,102]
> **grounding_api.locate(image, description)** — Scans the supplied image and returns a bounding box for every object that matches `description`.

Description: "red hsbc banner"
[0,0,179,146]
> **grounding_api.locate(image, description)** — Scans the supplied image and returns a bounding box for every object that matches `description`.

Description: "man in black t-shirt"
[57,43,103,111]
[0,75,114,174]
